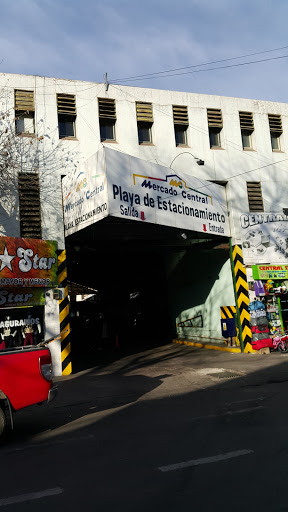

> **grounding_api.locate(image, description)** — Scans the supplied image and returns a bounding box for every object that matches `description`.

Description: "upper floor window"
[98,98,116,142]
[15,90,35,135]
[57,94,76,139]
[239,111,254,150]
[173,105,189,146]
[207,108,222,148]
[268,114,282,151]
[247,182,264,212]
[18,172,42,238]
[136,102,153,144]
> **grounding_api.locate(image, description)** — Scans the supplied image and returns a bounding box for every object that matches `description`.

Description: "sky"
[0,0,288,102]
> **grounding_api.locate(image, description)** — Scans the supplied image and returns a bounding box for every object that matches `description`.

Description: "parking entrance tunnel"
[65,218,230,370]
[65,219,179,368]
[61,148,231,370]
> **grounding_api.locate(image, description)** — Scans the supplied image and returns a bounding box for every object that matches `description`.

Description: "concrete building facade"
[0,72,288,372]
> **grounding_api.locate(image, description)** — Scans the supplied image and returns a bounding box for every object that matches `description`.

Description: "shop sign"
[240,212,288,264]
[252,264,288,280]
[0,237,58,287]
[63,147,230,238]
[0,288,46,308]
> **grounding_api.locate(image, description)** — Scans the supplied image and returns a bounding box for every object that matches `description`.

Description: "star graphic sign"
[0,245,15,271]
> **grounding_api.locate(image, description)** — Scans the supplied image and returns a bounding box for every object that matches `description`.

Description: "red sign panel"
[0,237,58,287]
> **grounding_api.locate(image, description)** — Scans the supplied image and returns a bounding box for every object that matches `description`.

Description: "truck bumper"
[48,386,58,403]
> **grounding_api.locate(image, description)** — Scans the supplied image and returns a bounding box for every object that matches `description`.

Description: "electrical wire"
[110,44,288,83]
[110,84,288,178]
[110,54,288,84]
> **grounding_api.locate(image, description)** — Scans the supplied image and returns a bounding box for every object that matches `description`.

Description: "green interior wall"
[164,244,235,340]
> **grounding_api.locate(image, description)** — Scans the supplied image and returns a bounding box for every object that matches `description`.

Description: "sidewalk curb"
[173,339,242,353]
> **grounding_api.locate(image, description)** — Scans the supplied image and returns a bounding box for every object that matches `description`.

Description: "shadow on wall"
[166,244,234,339]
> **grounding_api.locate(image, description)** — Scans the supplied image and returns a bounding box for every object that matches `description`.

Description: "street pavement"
[1,343,288,510]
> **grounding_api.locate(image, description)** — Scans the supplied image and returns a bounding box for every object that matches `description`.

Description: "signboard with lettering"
[252,264,288,280]
[63,147,230,238]
[0,237,58,287]
[240,212,288,264]
[62,148,108,237]
[0,306,44,349]
[0,288,46,308]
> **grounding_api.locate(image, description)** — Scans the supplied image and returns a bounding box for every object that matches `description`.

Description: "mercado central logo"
[0,237,58,287]
[64,171,105,214]
[111,171,227,234]
[64,171,87,204]
[133,173,213,205]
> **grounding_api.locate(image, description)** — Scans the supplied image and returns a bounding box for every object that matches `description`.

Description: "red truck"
[0,343,57,437]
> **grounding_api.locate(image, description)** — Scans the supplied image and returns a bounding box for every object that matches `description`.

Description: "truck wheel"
[0,406,6,438]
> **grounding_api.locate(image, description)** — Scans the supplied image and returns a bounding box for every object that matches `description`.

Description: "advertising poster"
[0,237,58,287]
[240,212,288,264]
[0,306,44,350]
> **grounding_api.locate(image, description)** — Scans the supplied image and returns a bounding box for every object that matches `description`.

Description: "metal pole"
[277,296,284,331]
[229,238,244,352]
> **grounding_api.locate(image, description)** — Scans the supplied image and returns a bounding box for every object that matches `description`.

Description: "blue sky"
[1,0,288,102]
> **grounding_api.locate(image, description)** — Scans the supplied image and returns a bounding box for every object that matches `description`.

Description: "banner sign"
[0,288,46,308]
[62,148,230,237]
[240,212,288,264]
[62,148,229,237]
[0,237,58,287]
[106,150,229,237]
[252,264,288,280]
[62,148,108,237]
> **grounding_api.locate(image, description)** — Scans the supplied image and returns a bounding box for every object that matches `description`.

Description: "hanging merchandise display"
[254,280,266,297]
[249,300,273,350]
[249,265,288,352]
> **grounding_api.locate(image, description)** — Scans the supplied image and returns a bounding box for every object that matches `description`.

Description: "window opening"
[173,105,189,146]
[239,111,254,149]
[207,108,222,148]
[57,94,76,138]
[136,102,153,144]
[98,98,116,142]
[18,173,42,238]
[247,182,264,212]
[15,90,35,135]
[268,114,282,151]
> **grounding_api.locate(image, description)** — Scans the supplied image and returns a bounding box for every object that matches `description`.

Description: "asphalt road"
[1,343,288,511]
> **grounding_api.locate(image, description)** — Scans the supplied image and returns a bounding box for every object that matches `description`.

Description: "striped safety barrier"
[220,306,240,346]
[57,249,72,375]
[220,306,236,319]
[232,244,252,351]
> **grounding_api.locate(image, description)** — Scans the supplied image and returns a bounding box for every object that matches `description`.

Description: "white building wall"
[1,73,288,241]
[0,72,288,345]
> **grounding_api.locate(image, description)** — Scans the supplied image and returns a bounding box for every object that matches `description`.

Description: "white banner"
[62,149,108,236]
[105,150,229,237]
[62,148,230,238]
[240,212,288,264]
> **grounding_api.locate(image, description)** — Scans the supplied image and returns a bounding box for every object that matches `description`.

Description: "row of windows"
[14,90,284,151]
[207,108,282,151]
